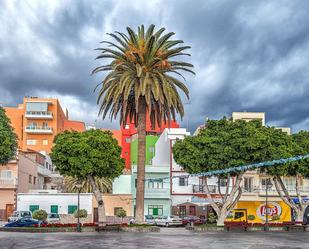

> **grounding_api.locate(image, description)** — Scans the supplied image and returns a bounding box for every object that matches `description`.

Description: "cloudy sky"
[1,0,309,133]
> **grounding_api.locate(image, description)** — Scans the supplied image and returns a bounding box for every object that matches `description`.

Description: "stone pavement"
[0,228,308,249]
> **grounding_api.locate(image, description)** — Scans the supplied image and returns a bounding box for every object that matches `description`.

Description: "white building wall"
[112,175,132,194]
[17,193,93,214]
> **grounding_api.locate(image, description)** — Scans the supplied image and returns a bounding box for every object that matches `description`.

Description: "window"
[148,205,163,216]
[0,170,12,179]
[29,175,32,184]
[42,140,48,145]
[125,138,131,143]
[283,178,296,191]
[26,102,48,112]
[244,177,253,192]
[179,206,186,216]
[27,140,37,145]
[114,207,122,216]
[29,205,39,213]
[179,177,188,186]
[135,179,137,188]
[42,122,48,128]
[234,211,245,219]
[50,205,58,214]
[33,177,37,185]
[261,178,272,190]
[219,179,228,187]
[68,205,77,214]
[148,179,163,189]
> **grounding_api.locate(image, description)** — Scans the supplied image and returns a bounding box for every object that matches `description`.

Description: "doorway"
[6,204,14,220]
[189,206,196,216]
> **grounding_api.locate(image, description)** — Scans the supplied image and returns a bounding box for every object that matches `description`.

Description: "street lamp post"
[265,178,273,231]
[76,180,82,232]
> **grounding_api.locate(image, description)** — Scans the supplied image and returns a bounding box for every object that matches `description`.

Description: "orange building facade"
[4,97,85,154]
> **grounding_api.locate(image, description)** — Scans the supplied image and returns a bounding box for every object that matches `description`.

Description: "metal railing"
[0,178,18,187]
[25,111,53,116]
[25,126,53,131]
[193,184,217,193]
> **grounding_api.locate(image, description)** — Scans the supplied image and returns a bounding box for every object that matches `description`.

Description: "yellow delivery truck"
[225,201,292,223]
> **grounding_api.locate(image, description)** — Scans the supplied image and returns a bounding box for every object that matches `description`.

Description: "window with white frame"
[27,140,37,145]
[219,178,228,187]
[0,170,12,179]
[244,177,253,192]
[283,177,296,191]
[179,176,188,186]
[148,179,163,189]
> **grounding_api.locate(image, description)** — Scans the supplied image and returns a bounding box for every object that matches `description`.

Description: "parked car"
[46,213,61,224]
[8,211,32,222]
[4,218,41,227]
[129,215,155,225]
[182,216,205,226]
[155,216,183,227]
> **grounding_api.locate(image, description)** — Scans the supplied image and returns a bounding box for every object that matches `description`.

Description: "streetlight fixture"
[265,178,273,231]
[76,180,82,232]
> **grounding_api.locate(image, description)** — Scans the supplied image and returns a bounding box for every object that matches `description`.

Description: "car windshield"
[169,216,176,218]
[11,211,18,217]
[21,211,31,217]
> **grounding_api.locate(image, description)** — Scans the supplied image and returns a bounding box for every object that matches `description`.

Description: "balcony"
[258,186,309,195]
[37,165,52,177]
[193,184,217,194]
[25,111,53,119]
[0,178,18,188]
[25,126,53,134]
[145,188,170,198]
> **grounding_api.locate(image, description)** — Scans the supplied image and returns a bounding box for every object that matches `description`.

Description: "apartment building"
[4,97,85,154]
[0,151,58,220]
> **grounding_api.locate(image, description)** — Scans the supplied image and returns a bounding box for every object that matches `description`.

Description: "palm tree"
[63,176,112,193]
[93,24,194,223]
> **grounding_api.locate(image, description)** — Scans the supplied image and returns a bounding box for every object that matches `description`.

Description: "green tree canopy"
[50,129,124,224]
[0,107,17,165]
[172,118,299,225]
[173,118,295,175]
[51,129,124,179]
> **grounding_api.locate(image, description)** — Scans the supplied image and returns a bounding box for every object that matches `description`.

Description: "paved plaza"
[0,228,309,249]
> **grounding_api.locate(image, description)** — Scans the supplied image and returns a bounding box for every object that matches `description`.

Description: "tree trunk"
[273,175,308,223]
[295,209,305,222]
[135,97,146,224]
[204,174,244,226]
[88,175,106,226]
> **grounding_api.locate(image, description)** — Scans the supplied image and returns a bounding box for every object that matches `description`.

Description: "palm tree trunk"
[88,175,106,226]
[135,97,146,224]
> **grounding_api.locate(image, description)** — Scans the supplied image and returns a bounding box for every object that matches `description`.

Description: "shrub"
[115,208,126,219]
[248,215,255,221]
[207,212,217,224]
[271,215,280,221]
[33,210,48,221]
[73,209,88,218]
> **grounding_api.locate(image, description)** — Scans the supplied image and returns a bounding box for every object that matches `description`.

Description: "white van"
[8,211,32,222]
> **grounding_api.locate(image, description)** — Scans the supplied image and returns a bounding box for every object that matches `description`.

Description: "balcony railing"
[25,111,53,119]
[193,184,217,194]
[25,126,53,134]
[0,178,18,188]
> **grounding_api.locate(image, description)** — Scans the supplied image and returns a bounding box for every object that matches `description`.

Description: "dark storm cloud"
[0,0,309,132]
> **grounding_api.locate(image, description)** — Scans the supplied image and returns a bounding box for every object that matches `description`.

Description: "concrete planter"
[192,226,225,232]
[0,226,96,233]
[121,226,160,233]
